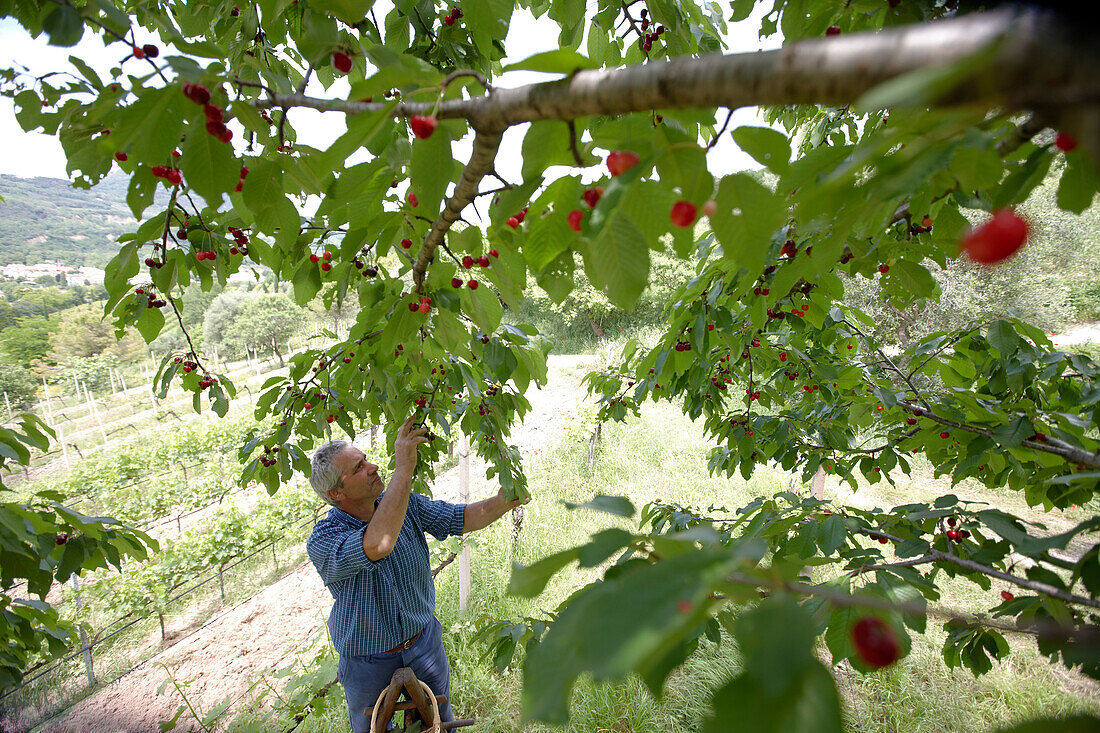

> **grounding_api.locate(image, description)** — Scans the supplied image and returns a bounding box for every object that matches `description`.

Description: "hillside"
[0,174,160,268]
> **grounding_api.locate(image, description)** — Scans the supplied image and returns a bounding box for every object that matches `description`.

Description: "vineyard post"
[586,423,602,474]
[82,383,108,445]
[41,377,51,419]
[107,368,117,396]
[3,391,11,424]
[56,419,70,471]
[459,430,471,614]
[219,567,225,603]
[69,575,95,688]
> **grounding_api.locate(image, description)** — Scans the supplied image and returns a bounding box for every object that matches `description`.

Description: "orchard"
[1,0,1099,729]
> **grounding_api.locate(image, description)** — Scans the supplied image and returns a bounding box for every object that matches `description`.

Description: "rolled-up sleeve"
[306,522,379,585]
[412,494,466,541]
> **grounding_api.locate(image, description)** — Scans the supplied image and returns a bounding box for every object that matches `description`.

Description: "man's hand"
[498,488,530,511]
[393,416,429,474]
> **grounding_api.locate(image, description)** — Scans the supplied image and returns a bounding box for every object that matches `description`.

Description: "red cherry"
[506,216,519,228]
[567,209,583,232]
[56,533,68,545]
[132,45,145,59]
[304,402,312,410]
[444,14,455,25]
[851,617,900,668]
[477,256,490,267]
[320,262,331,271]
[407,192,418,207]
[779,352,787,362]
[451,277,463,288]
[409,115,438,139]
[825,25,841,36]
[204,103,224,122]
[670,201,697,228]
[401,238,413,249]
[940,431,949,438]
[333,51,353,73]
[196,251,206,261]
[166,169,182,185]
[1055,131,1077,152]
[206,119,228,138]
[326,415,335,423]
[489,249,499,258]
[206,251,216,260]
[182,82,211,105]
[878,264,890,274]
[960,208,1029,264]
[114,151,128,162]
[583,187,604,207]
[947,517,957,526]
[1001,590,1014,601]
[707,324,714,331]
[309,254,319,263]
[921,216,933,228]
[468,279,479,289]
[142,44,159,58]
[461,255,474,268]
[219,129,233,143]
[240,165,250,178]
[606,150,640,177]
[419,302,430,313]
[408,301,419,312]
[947,529,960,540]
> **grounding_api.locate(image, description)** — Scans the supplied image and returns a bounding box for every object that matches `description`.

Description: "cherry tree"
[1,0,1099,727]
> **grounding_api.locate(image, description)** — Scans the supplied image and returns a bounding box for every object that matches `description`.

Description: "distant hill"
[0,174,160,268]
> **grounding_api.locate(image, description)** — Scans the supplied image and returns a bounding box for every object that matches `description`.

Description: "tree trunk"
[272,338,285,367]
[586,310,605,338]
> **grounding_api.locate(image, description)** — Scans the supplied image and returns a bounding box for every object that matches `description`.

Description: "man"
[306,417,526,732]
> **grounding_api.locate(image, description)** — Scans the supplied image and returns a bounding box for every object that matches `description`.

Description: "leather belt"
[380,628,422,655]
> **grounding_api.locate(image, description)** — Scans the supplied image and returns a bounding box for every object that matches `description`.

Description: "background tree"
[49,302,143,360]
[0,314,59,367]
[221,293,304,366]
[201,291,251,358]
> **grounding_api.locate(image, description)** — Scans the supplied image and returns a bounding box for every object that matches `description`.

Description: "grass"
[279,381,1098,733]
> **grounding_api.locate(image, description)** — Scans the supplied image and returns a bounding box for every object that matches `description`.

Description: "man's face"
[330,446,384,504]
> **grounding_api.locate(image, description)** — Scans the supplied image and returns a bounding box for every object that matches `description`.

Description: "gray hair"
[310,440,349,506]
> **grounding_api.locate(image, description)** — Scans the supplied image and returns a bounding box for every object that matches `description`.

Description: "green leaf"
[461,281,503,335]
[134,305,165,343]
[731,126,791,175]
[704,659,842,733]
[990,415,1034,449]
[43,5,84,46]
[521,121,583,182]
[710,173,783,276]
[1057,153,1099,214]
[892,260,939,299]
[179,116,239,206]
[523,549,737,723]
[581,211,649,309]
[563,495,635,517]
[509,547,580,598]
[409,121,456,216]
[951,146,1003,192]
[503,49,599,74]
[112,86,187,164]
[817,515,846,555]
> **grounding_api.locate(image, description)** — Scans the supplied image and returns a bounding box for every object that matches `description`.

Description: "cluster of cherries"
[505,206,530,229]
[442,5,463,26]
[152,164,183,185]
[944,515,971,543]
[636,9,665,53]
[227,225,250,254]
[258,444,279,467]
[310,250,335,271]
[333,51,353,73]
[409,295,433,314]
[135,286,166,309]
[131,43,159,59]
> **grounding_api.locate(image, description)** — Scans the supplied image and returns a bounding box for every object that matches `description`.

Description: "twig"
[707,108,734,150]
[443,69,491,93]
[567,120,584,166]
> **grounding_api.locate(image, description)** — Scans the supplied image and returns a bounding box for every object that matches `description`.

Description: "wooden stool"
[365,667,475,732]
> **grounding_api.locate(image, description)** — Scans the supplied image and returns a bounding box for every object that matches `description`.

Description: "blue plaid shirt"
[307,493,465,657]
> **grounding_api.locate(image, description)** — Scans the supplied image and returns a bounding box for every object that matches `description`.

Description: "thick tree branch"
[411,130,503,289]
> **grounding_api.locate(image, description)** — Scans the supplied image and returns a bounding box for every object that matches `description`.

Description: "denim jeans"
[338,615,455,732]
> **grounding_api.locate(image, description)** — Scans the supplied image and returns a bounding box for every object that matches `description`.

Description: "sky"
[0,3,780,188]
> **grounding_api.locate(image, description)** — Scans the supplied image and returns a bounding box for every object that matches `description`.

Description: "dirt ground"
[35,355,599,733]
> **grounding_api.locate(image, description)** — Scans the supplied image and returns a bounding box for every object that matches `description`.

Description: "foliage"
[201,290,251,357]
[0,313,59,365]
[220,293,304,363]
[49,302,144,360]
[0,362,38,407]
[1,0,1099,727]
